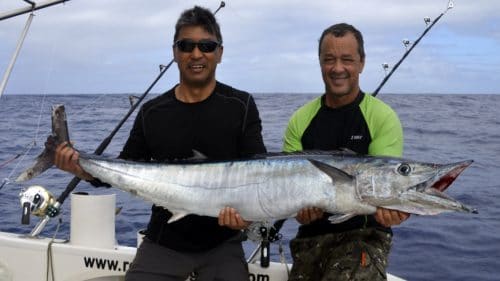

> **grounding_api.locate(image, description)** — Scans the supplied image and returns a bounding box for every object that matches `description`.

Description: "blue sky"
[1,0,499,95]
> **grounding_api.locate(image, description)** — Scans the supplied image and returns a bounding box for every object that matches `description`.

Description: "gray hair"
[174,6,222,44]
[318,23,365,61]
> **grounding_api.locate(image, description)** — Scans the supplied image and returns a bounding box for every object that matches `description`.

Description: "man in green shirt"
[283,23,409,281]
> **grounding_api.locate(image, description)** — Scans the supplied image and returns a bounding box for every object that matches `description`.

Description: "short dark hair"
[318,23,365,61]
[173,6,223,44]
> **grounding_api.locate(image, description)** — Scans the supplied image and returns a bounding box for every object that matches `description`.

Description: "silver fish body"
[78,152,475,222]
[17,104,477,223]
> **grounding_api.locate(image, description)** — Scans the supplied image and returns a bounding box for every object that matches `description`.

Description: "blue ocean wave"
[1,93,499,280]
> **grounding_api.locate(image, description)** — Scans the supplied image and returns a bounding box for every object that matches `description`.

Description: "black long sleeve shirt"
[118,81,266,252]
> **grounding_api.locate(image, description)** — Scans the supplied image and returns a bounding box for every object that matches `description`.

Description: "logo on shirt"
[350,135,363,141]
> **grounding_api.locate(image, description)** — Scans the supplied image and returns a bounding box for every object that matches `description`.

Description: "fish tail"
[16,104,70,182]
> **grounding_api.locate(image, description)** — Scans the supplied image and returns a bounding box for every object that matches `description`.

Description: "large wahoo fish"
[17,105,477,223]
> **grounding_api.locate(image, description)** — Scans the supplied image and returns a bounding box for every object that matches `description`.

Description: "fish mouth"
[430,160,473,192]
[412,160,473,192]
[399,159,477,215]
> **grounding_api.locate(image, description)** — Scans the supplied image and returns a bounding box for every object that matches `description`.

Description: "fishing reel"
[19,185,56,225]
[246,221,285,268]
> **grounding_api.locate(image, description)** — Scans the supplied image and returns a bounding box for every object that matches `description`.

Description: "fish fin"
[308,159,354,182]
[15,137,56,182]
[338,148,358,155]
[328,213,356,224]
[191,150,208,160]
[16,104,71,182]
[167,212,188,223]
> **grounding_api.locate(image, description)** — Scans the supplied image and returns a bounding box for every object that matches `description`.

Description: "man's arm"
[283,116,304,152]
[366,100,408,226]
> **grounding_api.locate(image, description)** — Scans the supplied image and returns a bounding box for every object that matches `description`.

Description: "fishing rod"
[0,0,70,98]
[372,0,454,96]
[0,0,69,21]
[29,1,226,237]
[255,0,456,267]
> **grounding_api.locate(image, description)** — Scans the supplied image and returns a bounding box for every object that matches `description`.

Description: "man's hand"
[375,208,410,227]
[55,142,93,181]
[218,207,251,230]
[295,207,324,225]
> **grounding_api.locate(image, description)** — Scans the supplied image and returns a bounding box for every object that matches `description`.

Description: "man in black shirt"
[55,6,266,281]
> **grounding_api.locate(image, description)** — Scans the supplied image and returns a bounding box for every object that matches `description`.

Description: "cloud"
[1,0,499,95]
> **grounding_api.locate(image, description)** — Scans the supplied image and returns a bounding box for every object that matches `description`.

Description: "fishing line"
[46,217,65,281]
[34,95,48,145]
[0,98,53,191]
[278,240,290,276]
[34,37,61,143]
[0,139,37,191]
[28,1,227,237]
[1,1,77,178]
[0,31,60,189]
[0,153,23,170]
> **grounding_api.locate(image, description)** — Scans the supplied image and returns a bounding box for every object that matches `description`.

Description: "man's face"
[319,32,365,100]
[173,25,223,87]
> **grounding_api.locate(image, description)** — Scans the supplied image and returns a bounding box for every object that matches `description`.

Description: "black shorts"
[125,234,248,281]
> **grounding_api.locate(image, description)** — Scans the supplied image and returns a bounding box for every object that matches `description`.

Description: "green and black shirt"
[283,91,403,237]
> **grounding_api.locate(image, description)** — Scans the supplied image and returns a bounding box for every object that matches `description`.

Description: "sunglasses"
[174,39,221,53]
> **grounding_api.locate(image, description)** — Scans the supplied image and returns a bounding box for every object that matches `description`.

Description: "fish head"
[354,157,476,215]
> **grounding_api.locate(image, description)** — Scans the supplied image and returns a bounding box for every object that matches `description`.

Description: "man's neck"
[324,89,360,109]
[175,80,217,103]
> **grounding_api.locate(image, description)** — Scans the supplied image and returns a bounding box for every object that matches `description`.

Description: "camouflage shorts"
[288,228,392,281]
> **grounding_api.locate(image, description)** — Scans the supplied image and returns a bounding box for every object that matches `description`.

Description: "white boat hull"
[0,231,293,281]
[0,192,405,281]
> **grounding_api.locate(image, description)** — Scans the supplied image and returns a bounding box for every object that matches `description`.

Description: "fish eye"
[397,163,412,176]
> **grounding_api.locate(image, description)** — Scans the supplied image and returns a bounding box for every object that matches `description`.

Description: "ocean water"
[0,93,499,281]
